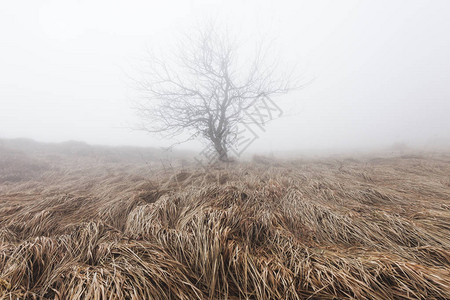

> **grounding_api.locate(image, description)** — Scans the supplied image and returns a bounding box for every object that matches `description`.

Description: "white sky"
[1,0,449,153]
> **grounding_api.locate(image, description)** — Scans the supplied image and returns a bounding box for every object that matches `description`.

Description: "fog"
[1,0,449,155]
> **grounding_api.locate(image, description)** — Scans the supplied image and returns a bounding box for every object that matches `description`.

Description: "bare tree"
[136,24,294,162]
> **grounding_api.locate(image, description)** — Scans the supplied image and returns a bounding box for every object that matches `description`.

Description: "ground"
[0,141,449,299]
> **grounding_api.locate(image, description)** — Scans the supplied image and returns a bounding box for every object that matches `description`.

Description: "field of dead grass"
[0,146,449,299]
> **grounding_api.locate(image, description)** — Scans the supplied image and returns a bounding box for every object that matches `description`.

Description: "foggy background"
[1,0,449,155]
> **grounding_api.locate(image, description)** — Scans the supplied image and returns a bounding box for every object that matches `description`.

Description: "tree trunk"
[218,149,228,162]
[213,139,229,162]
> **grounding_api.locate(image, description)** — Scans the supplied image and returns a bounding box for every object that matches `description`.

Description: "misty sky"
[1,0,449,153]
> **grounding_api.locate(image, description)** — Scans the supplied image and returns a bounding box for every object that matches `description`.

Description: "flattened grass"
[1,153,449,299]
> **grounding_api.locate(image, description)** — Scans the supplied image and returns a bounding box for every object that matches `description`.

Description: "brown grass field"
[0,140,449,299]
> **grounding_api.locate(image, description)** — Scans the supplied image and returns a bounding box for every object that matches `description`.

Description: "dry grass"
[0,147,449,299]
